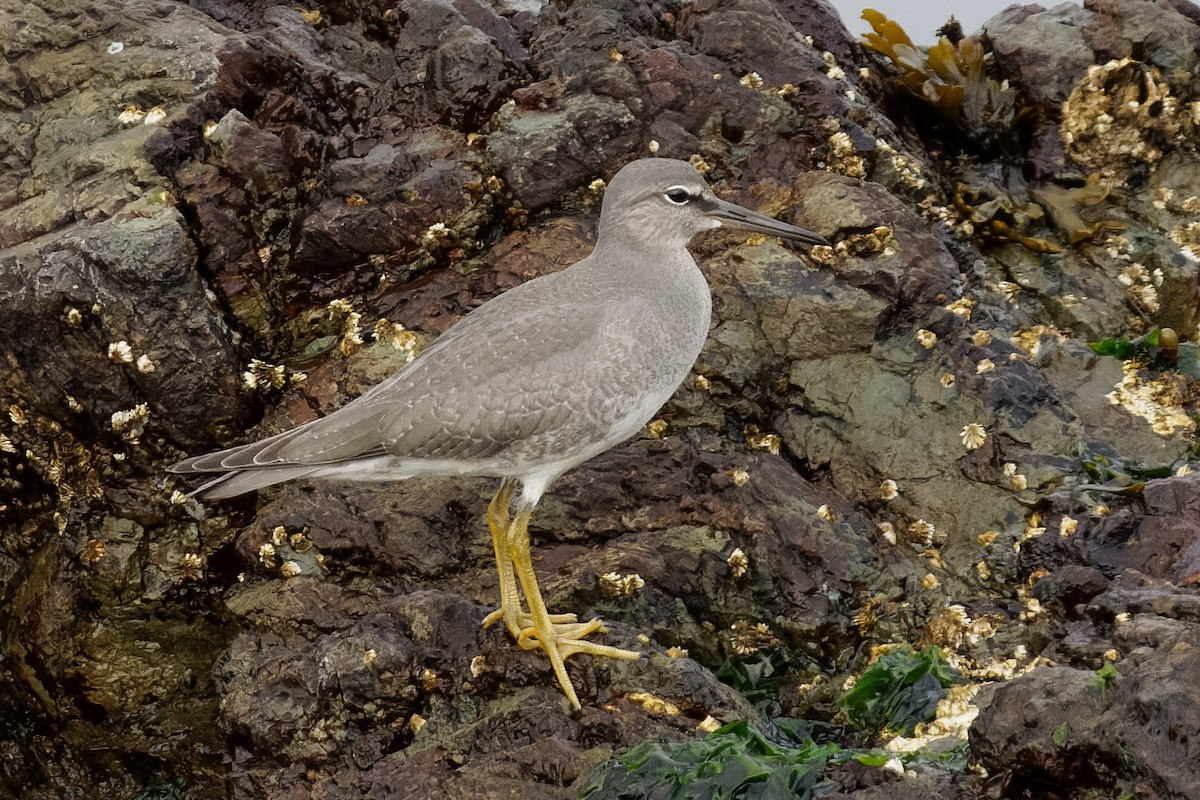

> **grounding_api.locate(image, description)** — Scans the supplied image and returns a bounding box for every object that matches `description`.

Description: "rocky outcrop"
[2,0,1199,798]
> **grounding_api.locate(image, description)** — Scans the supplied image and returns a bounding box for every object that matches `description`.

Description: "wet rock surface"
[2,0,1200,798]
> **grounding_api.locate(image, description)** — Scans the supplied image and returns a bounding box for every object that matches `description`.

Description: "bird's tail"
[185,465,323,500]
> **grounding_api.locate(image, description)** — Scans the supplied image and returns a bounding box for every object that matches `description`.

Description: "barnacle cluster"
[725,620,779,656]
[111,404,150,444]
[242,359,306,393]
[824,129,867,178]
[259,525,322,578]
[328,298,363,356]
[1168,220,1200,263]
[743,424,781,455]
[1107,361,1195,435]
[1061,58,1196,182]
[1098,234,1166,317]
[372,319,422,362]
[598,571,645,598]
[0,403,102,524]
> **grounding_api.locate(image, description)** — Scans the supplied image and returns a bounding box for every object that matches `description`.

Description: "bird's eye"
[664,187,691,205]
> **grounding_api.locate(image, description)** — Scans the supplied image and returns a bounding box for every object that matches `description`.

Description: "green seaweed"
[714,650,789,711]
[129,779,188,800]
[838,645,962,735]
[1090,327,1200,379]
[1089,662,1119,704]
[583,720,844,800]
[584,719,970,799]
[1052,721,1070,747]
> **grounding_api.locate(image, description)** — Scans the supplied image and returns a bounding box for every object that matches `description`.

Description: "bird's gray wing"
[374,293,645,462]
[172,272,639,472]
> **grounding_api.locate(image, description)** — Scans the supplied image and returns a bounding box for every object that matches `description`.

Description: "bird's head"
[597,158,829,250]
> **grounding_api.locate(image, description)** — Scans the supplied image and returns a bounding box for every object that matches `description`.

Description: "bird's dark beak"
[707,198,830,247]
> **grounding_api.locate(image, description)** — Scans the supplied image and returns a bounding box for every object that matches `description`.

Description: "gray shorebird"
[170,158,829,709]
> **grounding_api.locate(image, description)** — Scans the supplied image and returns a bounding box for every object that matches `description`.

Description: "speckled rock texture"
[2,0,1199,798]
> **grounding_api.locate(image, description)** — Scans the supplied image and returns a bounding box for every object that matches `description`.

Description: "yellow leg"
[481,480,525,638]
[481,481,581,636]
[503,506,640,710]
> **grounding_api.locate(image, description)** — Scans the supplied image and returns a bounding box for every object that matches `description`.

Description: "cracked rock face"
[3,0,1200,798]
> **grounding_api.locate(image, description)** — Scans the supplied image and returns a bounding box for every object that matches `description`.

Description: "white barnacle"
[997,281,1022,305]
[422,222,450,244]
[108,341,134,363]
[1003,462,1028,491]
[242,359,287,391]
[110,403,150,443]
[908,519,936,546]
[960,423,987,451]
[118,105,145,124]
[946,297,976,319]
[1059,516,1079,537]
[915,329,937,348]
[739,71,763,90]
[727,548,749,578]
[879,479,898,501]
[971,330,993,347]
[599,572,625,598]
[143,105,167,125]
[136,354,155,374]
[645,418,667,438]
[745,430,781,454]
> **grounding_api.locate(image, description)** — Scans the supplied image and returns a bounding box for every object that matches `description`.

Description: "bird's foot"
[517,623,641,659]
[481,607,578,637]
[514,615,607,648]
[517,615,640,709]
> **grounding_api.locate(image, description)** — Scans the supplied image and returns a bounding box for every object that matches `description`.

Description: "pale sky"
[830,1,1083,44]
